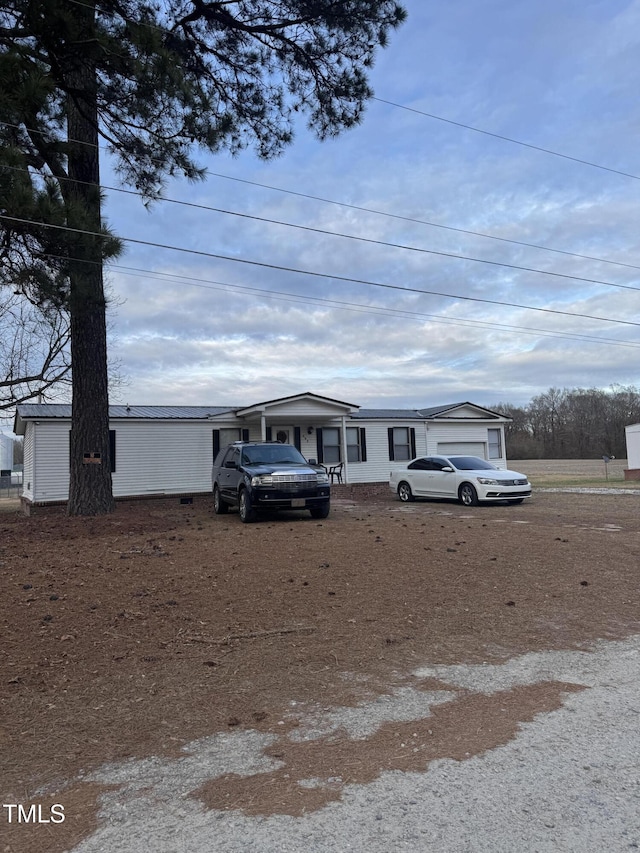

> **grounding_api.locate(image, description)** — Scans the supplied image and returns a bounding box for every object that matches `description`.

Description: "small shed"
[624,423,640,479]
[0,432,13,475]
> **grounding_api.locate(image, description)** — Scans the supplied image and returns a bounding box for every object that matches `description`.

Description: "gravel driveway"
[67,634,640,853]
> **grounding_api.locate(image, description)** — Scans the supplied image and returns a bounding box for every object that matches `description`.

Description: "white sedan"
[390,455,532,506]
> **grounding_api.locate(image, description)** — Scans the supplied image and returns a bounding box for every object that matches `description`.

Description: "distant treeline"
[492,385,640,459]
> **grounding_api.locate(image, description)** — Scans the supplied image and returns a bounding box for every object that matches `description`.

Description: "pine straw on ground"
[1,490,639,851]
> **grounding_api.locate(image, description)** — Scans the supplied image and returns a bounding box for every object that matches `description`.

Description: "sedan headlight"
[251,474,273,486]
[476,477,499,485]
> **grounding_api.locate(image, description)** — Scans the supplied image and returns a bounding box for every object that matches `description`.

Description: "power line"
[205,171,640,274]
[112,263,640,350]
[3,159,640,295]
[3,121,640,276]
[372,97,640,181]
[134,194,640,295]
[3,212,640,330]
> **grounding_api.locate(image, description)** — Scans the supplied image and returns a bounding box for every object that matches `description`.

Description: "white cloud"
[99,0,640,412]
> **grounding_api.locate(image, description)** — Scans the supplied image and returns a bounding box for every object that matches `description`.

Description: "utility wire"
[3,120,639,276]
[205,171,640,274]
[372,97,640,182]
[2,159,640,295]
[113,263,640,350]
[3,212,639,330]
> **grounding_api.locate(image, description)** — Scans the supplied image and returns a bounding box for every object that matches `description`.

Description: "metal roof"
[353,404,473,420]
[16,404,236,420]
[16,400,507,426]
[353,408,425,420]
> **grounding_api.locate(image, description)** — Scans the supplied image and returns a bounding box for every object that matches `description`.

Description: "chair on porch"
[328,461,344,484]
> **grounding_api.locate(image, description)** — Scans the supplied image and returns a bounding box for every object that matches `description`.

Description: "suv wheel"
[310,502,330,519]
[213,485,228,514]
[238,488,257,523]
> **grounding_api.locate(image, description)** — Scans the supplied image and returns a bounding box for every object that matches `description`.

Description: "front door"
[270,425,303,450]
[273,426,294,445]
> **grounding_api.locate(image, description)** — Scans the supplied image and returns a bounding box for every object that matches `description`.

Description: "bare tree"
[0,291,71,410]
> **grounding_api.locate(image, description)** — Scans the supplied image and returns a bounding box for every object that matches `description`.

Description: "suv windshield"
[241,444,307,466]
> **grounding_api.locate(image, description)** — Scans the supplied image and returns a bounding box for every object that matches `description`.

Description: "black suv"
[212,441,331,523]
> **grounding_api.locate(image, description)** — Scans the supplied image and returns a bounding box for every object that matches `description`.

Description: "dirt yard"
[2,480,640,851]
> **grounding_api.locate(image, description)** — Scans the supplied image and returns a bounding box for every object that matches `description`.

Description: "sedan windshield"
[241,445,307,465]
[447,456,497,471]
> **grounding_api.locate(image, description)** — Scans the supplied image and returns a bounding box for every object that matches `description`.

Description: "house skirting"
[20,483,392,515]
[624,468,640,481]
[330,482,390,501]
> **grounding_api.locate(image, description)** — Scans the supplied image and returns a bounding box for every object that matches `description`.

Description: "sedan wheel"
[459,483,478,506]
[397,481,414,502]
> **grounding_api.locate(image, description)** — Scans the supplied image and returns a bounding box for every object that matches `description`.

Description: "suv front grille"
[271,473,317,485]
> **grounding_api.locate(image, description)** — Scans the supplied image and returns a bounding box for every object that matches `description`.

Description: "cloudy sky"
[102,0,640,412]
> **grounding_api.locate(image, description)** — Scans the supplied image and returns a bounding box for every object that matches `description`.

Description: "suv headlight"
[251,474,273,486]
[477,477,499,485]
[317,472,330,485]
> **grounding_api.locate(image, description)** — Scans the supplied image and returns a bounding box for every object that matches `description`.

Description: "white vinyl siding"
[430,423,507,469]
[112,421,219,497]
[343,422,426,483]
[437,442,486,457]
[31,422,71,502]
[21,423,35,501]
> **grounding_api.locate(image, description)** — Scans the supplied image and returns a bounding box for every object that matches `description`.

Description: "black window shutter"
[360,428,367,462]
[316,428,324,464]
[410,428,416,459]
[212,430,220,460]
[266,426,272,441]
[109,430,116,473]
[294,426,301,450]
[387,427,395,461]
[242,428,250,442]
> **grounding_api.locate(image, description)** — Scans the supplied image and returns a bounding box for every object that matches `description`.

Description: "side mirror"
[442,466,454,472]
[308,458,318,465]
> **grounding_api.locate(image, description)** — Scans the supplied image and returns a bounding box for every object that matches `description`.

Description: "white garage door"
[437,442,486,457]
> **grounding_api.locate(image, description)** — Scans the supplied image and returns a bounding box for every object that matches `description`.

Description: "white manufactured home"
[14,392,513,506]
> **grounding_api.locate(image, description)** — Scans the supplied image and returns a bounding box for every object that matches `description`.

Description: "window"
[321,427,341,465]
[408,458,431,470]
[388,427,416,461]
[212,428,249,459]
[488,428,502,460]
[346,427,367,463]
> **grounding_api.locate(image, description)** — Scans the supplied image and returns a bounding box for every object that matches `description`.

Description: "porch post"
[261,414,267,441]
[341,416,348,483]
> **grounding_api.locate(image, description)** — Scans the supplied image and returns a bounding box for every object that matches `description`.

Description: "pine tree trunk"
[64,0,115,516]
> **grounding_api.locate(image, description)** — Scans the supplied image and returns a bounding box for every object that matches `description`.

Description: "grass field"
[510,457,636,488]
